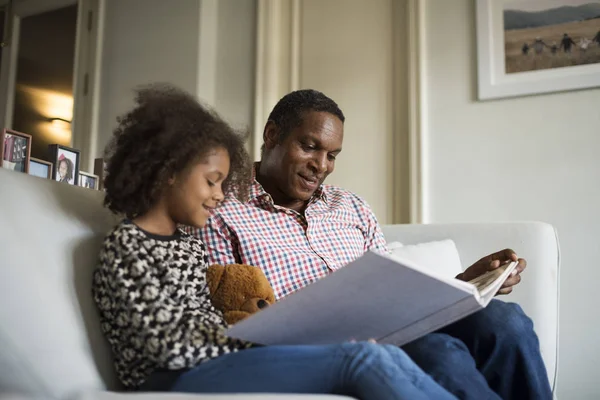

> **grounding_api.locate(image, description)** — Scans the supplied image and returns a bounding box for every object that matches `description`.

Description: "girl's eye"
[207,180,216,187]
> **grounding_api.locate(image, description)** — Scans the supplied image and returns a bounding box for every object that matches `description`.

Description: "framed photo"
[1,129,32,173]
[78,171,99,190]
[476,0,600,100]
[48,144,80,185]
[29,157,53,179]
[93,157,106,190]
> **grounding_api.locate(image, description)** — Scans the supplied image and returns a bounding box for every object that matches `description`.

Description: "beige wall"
[96,0,405,224]
[297,0,406,224]
[422,0,600,397]
[96,0,256,157]
[96,0,200,153]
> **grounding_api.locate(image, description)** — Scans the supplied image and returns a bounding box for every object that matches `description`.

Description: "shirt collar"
[249,163,327,204]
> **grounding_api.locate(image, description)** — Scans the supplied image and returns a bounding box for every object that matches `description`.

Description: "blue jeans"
[401,300,552,400]
[144,343,456,400]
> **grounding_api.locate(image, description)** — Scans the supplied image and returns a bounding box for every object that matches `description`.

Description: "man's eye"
[328,154,337,161]
[302,144,315,151]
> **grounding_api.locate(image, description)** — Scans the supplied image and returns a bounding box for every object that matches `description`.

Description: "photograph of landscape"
[504,0,600,73]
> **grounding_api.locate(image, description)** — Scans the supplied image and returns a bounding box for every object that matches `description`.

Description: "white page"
[380,251,477,294]
[479,261,518,304]
[226,251,479,345]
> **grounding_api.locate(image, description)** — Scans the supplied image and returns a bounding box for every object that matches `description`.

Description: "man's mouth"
[298,174,320,190]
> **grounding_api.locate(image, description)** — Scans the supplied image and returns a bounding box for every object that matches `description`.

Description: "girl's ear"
[167,176,176,186]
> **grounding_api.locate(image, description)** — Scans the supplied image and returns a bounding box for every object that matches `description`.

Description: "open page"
[379,251,476,294]
[468,261,518,304]
[226,251,482,346]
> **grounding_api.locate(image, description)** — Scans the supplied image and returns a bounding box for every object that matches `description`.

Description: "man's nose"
[310,153,328,174]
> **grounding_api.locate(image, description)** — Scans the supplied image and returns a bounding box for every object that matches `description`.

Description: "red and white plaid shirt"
[188,168,387,299]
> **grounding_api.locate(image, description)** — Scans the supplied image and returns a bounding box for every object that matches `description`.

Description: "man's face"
[265,111,344,203]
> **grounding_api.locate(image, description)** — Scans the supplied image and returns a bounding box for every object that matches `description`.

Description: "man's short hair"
[267,89,345,142]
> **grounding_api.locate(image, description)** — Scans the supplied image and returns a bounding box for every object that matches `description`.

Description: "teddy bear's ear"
[206,264,225,297]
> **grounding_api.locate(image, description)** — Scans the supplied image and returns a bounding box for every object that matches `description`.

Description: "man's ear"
[263,121,281,150]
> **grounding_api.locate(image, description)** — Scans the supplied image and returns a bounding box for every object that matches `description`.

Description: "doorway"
[0,0,99,164]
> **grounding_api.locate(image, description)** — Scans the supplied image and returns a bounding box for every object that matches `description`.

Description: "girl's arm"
[93,243,250,370]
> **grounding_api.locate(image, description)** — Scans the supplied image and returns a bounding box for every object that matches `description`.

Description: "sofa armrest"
[381,221,559,394]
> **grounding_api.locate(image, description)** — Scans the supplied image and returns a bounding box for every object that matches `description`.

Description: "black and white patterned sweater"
[92,220,249,389]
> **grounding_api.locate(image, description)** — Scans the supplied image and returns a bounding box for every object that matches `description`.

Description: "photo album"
[227,251,518,346]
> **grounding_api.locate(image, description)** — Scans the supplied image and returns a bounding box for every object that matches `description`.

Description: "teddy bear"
[206,264,276,325]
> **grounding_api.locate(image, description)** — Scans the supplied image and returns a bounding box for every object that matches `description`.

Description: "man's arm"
[195,214,240,265]
[353,195,388,253]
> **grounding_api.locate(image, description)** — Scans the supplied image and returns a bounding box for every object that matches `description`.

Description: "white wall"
[422,1,600,398]
[299,0,397,223]
[96,0,256,156]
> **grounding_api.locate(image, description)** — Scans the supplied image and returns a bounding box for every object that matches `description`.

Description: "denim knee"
[483,300,536,343]
[337,343,389,378]
[403,333,472,368]
[339,342,384,360]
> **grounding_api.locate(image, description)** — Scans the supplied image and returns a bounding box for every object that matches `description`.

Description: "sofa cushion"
[0,169,120,399]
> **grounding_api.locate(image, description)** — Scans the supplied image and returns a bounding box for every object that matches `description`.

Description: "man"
[194,89,552,400]
[561,33,576,53]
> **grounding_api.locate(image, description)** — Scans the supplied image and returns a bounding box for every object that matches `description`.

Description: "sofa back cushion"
[0,168,121,399]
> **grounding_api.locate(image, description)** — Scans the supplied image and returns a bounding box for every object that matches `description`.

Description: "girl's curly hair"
[103,83,251,218]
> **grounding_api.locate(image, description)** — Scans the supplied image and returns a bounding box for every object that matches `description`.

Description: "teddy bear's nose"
[257,299,269,309]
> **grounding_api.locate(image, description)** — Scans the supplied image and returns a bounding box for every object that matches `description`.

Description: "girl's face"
[166,146,230,228]
[58,160,68,178]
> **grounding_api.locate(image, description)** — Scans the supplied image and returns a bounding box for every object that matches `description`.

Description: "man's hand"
[456,249,527,295]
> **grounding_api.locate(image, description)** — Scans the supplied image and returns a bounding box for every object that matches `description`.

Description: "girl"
[92,84,456,400]
[56,154,74,184]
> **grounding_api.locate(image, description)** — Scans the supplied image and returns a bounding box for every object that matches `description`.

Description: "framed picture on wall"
[78,171,99,190]
[1,129,32,173]
[49,144,80,185]
[28,158,53,179]
[476,0,600,100]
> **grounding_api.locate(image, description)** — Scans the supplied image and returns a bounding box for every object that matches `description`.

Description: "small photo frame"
[1,129,32,173]
[93,157,106,190]
[78,171,99,190]
[49,144,80,185]
[29,157,53,179]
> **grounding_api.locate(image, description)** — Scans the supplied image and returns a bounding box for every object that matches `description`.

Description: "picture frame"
[476,0,600,100]
[28,157,53,179]
[48,144,80,186]
[78,171,99,190]
[1,128,32,173]
[94,157,106,190]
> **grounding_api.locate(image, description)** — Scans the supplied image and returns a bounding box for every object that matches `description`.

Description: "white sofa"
[0,167,559,399]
